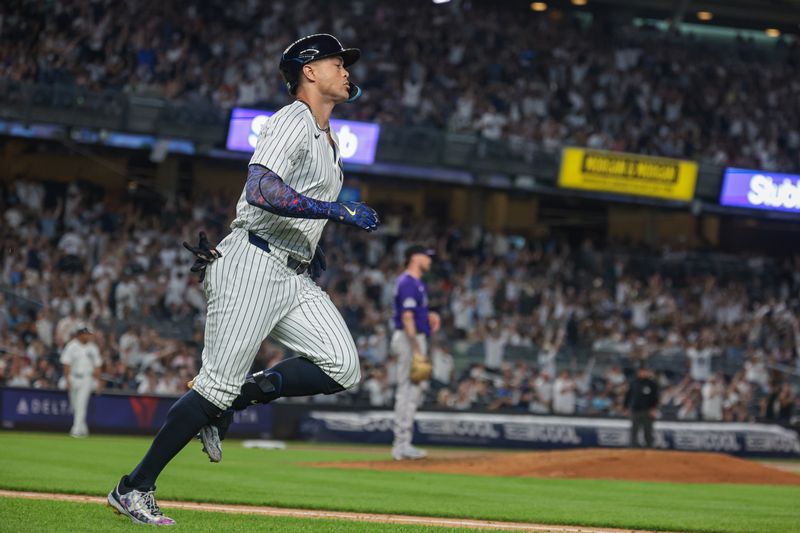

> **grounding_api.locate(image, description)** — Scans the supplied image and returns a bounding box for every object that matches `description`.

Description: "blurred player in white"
[60,326,102,438]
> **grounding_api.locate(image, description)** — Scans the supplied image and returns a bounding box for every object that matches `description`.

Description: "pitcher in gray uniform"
[391,245,440,460]
[108,34,378,526]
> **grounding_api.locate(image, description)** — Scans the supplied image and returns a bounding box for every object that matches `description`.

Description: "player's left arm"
[245,164,331,219]
[245,164,379,231]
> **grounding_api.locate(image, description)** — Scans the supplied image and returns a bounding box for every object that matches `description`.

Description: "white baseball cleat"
[108,480,176,526]
[392,445,428,460]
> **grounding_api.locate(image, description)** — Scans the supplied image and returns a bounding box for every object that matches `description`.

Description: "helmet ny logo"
[299,48,319,58]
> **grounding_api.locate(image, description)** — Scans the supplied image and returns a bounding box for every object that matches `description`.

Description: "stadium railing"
[0,80,729,195]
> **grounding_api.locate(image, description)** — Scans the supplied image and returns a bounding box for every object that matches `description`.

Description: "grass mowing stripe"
[1,432,799,533]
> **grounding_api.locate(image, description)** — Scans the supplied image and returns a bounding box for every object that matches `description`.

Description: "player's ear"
[301,63,316,84]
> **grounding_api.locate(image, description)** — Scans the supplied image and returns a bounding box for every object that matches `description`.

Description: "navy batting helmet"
[279,33,362,103]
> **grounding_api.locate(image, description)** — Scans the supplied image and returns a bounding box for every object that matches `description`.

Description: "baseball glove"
[410,352,432,384]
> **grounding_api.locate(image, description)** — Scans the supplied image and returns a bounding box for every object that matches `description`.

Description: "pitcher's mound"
[315,449,800,485]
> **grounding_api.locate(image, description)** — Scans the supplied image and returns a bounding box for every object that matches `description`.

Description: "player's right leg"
[214,277,361,419]
[74,381,92,437]
[195,354,346,461]
[68,382,80,437]
[629,414,640,447]
[269,276,362,391]
[109,232,293,524]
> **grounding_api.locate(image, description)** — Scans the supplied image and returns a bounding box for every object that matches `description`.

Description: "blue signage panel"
[720,168,800,214]
[226,107,380,165]
[1,388,271,436]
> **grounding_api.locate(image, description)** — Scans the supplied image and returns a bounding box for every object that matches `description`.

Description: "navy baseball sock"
[230,357,344,411]
[122,389,221,492]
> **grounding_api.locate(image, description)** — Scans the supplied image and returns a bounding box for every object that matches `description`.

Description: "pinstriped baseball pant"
[191,228,361,409]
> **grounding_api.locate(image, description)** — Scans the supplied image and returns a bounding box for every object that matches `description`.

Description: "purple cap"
[404,245,435,264]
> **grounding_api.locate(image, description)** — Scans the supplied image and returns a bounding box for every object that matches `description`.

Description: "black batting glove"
[182,231,222,282]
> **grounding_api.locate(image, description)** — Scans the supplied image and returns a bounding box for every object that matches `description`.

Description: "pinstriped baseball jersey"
[231,100,343,261]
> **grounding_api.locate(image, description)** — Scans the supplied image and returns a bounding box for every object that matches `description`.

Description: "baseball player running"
[60,326,102,438]
[108,34,378,526]
[391,245,439,460]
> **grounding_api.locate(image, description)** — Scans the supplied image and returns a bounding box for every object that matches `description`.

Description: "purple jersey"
[392,272,430,336]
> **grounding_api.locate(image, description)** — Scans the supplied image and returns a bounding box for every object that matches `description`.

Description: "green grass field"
[0,497,470,532]
[1,432,799,533]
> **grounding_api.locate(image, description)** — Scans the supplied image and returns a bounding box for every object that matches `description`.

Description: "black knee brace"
[230,370,282,411]
[270,356,346,397]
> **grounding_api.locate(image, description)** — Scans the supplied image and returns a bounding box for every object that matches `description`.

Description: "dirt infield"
[314,449,800,485]
[0,489,663,532]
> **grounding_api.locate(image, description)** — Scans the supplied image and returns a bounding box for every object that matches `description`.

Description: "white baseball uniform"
[191,100,361,409]
[60,338,101,437]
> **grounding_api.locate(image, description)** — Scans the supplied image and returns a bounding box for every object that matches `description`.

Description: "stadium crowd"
[1,179,798,425]
[1,0,799,172]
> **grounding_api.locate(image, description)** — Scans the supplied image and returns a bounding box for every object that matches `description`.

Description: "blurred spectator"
[677,394,700,421]
[553,370,577,415]
[701,374,725,421]
[529,371,553,414]
[363,367,393,407]
[1,1,799,171]
[763,382,795,424]
[483,319,508,371]
[430,343,455,390]
[686,339,716,383]
[137,368,159,395]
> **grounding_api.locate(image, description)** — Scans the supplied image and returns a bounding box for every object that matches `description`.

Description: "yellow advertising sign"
[558,147,698,201]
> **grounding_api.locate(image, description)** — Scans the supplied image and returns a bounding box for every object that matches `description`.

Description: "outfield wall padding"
[299,410,800,458]
[0,387,272,437]
[2,387,797,457]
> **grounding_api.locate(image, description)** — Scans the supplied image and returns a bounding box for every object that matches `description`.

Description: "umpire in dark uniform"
[624,365,660,448]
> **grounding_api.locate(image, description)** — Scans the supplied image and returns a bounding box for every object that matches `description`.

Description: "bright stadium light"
[571,0,588,5]
[432,0,451,3]
[531,2,547,12]
[765,28,780,37]
[696,11,713,21]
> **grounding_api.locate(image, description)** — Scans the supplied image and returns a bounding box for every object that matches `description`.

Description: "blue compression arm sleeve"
[245,164,332,219]
[245,164,380,231]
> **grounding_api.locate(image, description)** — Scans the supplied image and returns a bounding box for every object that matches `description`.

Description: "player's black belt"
[247,231,310,275]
